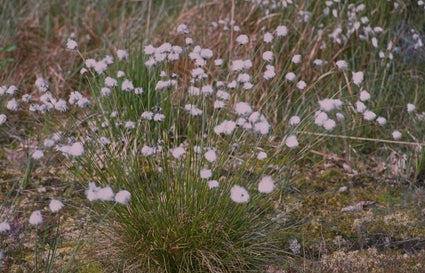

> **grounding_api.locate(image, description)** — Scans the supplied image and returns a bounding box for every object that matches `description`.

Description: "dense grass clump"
[1,0,425,272]
[60,39,294,271]
[79,152,285,272]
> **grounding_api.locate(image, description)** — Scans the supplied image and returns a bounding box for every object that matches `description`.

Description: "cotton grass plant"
[55,32,302,271]
[77,149,287,272]
[63,3,424,271]
[1,0,425,272]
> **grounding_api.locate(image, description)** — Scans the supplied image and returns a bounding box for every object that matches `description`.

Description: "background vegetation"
[1,0,425,272]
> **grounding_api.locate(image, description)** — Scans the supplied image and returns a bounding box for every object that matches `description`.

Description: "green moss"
[283,165,425,254]
[77,262,106,273]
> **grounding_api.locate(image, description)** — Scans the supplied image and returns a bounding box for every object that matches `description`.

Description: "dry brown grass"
[162,0,351,127]
[0,1,150,99]
[1,0,331,121]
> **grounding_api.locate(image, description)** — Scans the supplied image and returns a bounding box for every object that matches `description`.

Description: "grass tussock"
[1,0,425,272]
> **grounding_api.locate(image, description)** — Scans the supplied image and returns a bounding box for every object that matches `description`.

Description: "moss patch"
[280,165,425,255]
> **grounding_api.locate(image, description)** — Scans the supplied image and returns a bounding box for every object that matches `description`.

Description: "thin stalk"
[299,131,425,147]
[46,216,61,273]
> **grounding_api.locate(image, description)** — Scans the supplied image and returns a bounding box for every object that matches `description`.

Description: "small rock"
[338,186,348,193]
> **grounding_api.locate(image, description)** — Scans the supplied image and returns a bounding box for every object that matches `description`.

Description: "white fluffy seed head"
[258,175,275,193]
[285,72,297,82]
[276,25,288,36]
[363,110,376,121]
[285,135,299,148]
[352,71,364,86]
[289,116,301,126]
[355,101,367,113]
[171,147,185,159]
[315,111,329,126]
[263,32,274,43]
[101,87,112,97]
[230,185,249,203]
[35,78,49,92]
[115,190,131,205]
[122,79,134,91]
[392,130,402,140]
[323,119,336,131]
[6,99,19,111]
[116,49,129,61]
[177,24,189,34]
[141,145,156,157]
[236,34,249,45]
[291,54,302,64]
[69,142,84,157]
[0,221,11,233]
[234,102,253,116]
[66,39,77,50]
[97,186,115,201]
[407,103,416,113]
[335,60,348,69]
[49,199,64,213]
[204,149,217,162]
[29,210,43,226]
[200,168,213,179]
[32,150,44,160]
[359,90,370,101]
[207,180,219,189]
[257,151,267,160]
[214,120,236,135]
[319,98,341,112]
[105,77,118,87]
[376,116,387,126]
[296,80,307,90]
[262,51,273,62]
[0,114,6,125]
[336,112,345,121]
[253,121,271,135]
